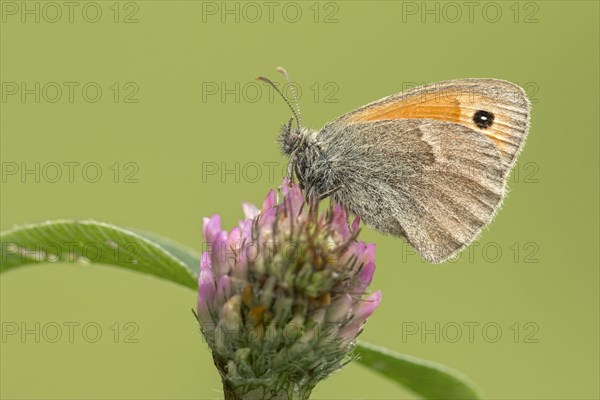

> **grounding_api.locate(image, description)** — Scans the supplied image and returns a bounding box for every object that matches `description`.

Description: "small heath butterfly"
[258,68,531,263]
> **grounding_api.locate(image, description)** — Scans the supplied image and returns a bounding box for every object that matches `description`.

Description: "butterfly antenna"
[276,67,302,129]
[256,75,300,128]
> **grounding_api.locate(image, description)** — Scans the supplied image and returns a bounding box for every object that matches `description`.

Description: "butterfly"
[258,68,531,263]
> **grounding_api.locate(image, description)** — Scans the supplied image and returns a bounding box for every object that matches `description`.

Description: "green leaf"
[0,220,197,290]
[355,341,482,399]
[128,228,201,276]
[0,220,481,399]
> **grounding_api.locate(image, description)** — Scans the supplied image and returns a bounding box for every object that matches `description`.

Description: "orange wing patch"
[345,89,520,158]
[346,91,462,123]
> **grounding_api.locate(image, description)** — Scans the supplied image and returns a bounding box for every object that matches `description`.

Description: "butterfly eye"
[473,110,495,129]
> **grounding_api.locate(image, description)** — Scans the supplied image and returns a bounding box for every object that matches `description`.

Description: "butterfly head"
[278,119,313,155]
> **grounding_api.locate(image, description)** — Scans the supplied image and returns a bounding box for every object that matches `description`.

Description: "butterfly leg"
[293,158,306,187]
[317,185,344,201]
[286,157,295,183]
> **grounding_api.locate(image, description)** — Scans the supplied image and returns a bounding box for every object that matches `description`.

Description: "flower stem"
[221,377,308,400]
[222,380,241,400]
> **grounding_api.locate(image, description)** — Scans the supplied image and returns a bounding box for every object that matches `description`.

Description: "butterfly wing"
[325,78,530,168]
[317,79,530,263]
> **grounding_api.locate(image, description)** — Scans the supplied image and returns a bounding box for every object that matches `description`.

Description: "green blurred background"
[1,1,598,399]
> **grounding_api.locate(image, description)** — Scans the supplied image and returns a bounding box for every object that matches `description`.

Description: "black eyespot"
[473,110,494,129]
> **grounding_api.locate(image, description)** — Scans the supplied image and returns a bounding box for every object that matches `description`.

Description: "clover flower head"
[196,179,381,399]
